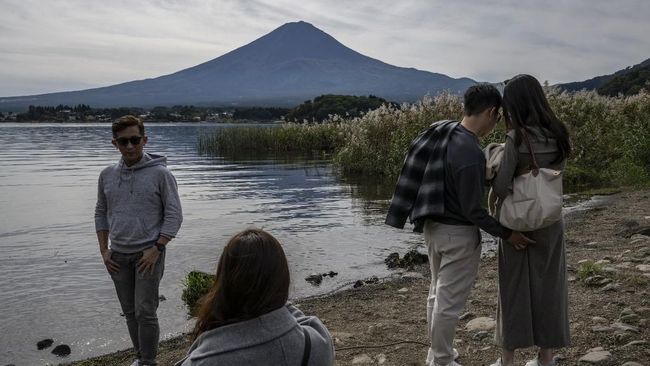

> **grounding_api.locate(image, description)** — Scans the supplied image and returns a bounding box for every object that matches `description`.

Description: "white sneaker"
[525,355,557,366]
[426,348,460,365]
[130,361,140,366]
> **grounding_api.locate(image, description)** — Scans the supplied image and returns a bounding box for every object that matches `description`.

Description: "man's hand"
[508,231,536,250]
[137,247,160,276]
[102,250,120,274]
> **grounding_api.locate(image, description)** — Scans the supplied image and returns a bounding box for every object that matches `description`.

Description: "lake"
[0,122,460,365]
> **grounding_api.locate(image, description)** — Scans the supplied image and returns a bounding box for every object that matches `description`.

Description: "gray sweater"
[175,304,335,366]
[95,153,183,253]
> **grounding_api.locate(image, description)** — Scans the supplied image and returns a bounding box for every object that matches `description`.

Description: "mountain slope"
[597,62,650,96]
[557,58,650,93]
[0,21,476,110]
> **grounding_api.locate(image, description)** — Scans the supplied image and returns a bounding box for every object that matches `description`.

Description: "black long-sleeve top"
[428,125,512,240]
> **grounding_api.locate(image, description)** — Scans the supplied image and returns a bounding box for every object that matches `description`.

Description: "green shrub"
[335,93,464,177]
[197,91,650,190]
[577,261,603,281]
[181,270,214,316]
[198,122,347,156]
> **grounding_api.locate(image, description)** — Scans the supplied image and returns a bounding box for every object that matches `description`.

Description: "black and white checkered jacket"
[385,120,459,232]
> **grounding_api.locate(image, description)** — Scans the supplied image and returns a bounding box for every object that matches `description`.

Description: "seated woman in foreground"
[175,228,335,366]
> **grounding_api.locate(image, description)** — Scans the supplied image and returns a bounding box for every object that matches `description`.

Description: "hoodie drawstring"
[118,161,135,194]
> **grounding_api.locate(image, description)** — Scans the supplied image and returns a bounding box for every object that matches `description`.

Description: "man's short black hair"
[112,115,145,138]
[463,83,502,116]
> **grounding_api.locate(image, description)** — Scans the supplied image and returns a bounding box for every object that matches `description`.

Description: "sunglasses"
[115,136,143,146]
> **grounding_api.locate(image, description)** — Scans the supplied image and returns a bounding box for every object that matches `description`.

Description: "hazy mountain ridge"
[0,21,476,111]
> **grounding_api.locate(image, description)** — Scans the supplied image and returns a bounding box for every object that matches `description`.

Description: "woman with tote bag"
[489,75,572,366]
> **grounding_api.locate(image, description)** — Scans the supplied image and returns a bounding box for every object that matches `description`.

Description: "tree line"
[3,95,396,123]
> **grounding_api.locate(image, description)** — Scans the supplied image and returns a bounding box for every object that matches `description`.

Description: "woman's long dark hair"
[192,228,290,339]
[502,74,571,163]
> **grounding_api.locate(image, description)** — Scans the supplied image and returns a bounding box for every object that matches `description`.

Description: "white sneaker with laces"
[426,347,460,364]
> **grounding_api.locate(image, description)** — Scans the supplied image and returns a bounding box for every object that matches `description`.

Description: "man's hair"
[463,83,502,116]
[112,115,144,137]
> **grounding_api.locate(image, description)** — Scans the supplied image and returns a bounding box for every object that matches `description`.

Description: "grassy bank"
[198,91,650,190]
[197,122,346,155]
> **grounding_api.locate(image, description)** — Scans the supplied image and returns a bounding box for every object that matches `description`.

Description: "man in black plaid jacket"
[386,84,533,366]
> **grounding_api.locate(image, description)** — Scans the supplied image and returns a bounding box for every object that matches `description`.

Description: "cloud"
[0,0,648,96]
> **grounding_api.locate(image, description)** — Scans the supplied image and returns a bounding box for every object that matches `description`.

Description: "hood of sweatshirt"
[120,152,167,170]
[184,306,298,361]
[118,152,167,193]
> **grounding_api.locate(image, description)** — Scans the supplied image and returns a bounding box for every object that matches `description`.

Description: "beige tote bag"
[498,130,563,231]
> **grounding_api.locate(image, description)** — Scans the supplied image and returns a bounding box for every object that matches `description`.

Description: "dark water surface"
[0,122,437,365]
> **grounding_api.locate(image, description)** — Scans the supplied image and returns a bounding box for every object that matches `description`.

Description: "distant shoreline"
[0,119,282,124]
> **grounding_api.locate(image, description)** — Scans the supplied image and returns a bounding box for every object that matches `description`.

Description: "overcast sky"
[1,0,648,97]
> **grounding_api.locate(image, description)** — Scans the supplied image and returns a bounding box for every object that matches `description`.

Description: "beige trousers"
[425,220,481,366]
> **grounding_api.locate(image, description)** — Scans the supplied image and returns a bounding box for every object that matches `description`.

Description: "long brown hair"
[192,228,290,339]
[502,74,571,163]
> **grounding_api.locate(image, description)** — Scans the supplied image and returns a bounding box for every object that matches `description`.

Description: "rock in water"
[364,276,379,284]
[36,339,54,350]
[384,252,400,268]
[402,249,428,266]
[51,344,71,357]
[305,273,323,285]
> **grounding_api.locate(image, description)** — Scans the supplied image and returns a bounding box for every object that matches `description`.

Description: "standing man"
[386,84,533,366]
[95,115,183,366]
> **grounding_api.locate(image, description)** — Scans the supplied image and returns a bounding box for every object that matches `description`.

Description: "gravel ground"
[66,189,650,366]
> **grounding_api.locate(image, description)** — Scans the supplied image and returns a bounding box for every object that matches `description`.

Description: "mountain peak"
[224,20,357,63]
[0,21,476,109]
[278,20,316,29]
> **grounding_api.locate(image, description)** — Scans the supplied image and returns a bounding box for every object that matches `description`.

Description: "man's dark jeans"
[110,250,165,366]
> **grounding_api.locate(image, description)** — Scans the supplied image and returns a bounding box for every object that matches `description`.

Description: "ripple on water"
[0,123,424,364]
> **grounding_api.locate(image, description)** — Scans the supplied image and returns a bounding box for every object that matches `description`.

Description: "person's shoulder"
[147,164,178,184]
[99,163,119,176]
[154,164,176,178]
[450,128,481,151]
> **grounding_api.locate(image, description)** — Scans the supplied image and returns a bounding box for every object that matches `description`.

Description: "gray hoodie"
[175,304,335,366]
[95,152,183,253]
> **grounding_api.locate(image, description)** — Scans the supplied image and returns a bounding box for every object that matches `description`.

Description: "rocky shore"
[65,189,650,366]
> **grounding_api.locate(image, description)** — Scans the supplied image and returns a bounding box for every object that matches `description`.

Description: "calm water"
[1,122,450,365]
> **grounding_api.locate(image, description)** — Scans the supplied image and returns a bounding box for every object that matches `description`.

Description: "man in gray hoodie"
[95,115,183,366]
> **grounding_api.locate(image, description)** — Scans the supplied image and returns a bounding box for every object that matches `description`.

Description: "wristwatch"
[155,243,166,252]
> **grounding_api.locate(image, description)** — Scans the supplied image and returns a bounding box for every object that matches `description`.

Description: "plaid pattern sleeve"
[385,120,459,230]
